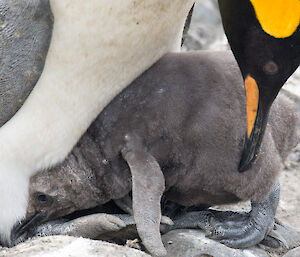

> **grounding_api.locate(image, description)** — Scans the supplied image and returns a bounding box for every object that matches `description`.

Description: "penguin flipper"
[121,133,167,256]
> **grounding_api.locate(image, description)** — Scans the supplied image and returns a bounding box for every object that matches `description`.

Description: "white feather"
[0,0,194,242]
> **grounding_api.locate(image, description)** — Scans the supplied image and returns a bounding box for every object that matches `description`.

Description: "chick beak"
[10,211,48,247]
[238,75,270,172]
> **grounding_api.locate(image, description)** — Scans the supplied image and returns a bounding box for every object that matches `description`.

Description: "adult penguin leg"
[121,133,166,256]
[164,181,280,248]
[208,182,279,248]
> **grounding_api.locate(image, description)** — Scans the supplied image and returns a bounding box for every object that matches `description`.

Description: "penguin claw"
[207,218,267,248]
[166,209,272,248]
[260,220,300,250]
[260,230,289,249]
[161,216,174,226]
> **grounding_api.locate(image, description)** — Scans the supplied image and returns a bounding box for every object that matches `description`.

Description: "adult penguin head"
[218,0,300,172]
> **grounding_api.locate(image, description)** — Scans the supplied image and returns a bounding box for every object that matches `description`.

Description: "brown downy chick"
[25,51,298,256]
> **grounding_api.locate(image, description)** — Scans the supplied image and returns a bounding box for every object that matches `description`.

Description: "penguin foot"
[30,213,126,239]
[205,209,272,248]
[210,181,280,248]
[163,181,280,249]
[260,219,300,250]
[161,208,273,248]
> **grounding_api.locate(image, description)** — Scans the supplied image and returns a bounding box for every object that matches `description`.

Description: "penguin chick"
[25,51,298,255]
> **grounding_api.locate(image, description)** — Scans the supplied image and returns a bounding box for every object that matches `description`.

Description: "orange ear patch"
[245,75,259,138]
[250,0,300,38]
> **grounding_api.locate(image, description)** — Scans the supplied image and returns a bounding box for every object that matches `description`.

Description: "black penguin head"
[218,0,300,171]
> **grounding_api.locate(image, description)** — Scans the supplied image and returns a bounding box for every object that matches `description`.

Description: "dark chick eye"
[102,159,109,165]
[263,61,279,75]
[36,193,48,205]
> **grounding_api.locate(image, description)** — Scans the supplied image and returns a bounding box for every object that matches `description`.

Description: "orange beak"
[245,75,259,138]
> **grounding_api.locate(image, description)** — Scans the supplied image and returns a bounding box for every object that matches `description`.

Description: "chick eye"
[102,159,109,165]
[263,61,278,75]
[36,193,49,205]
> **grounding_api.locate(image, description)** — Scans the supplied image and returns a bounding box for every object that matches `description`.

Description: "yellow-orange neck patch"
[250,0,300,38]
[245,75,259,138]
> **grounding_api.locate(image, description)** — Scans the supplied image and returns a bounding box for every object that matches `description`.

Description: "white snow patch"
[242,250,259,257]
[31,237,98,257]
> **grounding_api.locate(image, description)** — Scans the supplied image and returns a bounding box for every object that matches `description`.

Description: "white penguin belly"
[1,0,194,172]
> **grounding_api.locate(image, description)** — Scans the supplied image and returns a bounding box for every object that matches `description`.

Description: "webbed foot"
[206,210,273,248]
[260,219,300,250]
[34,213,126,239]
[163,181,280,249]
